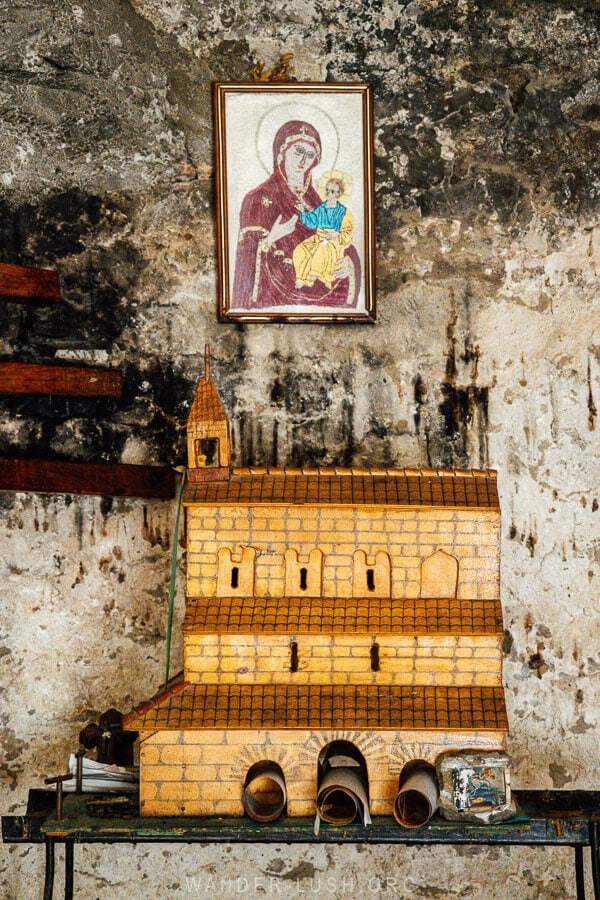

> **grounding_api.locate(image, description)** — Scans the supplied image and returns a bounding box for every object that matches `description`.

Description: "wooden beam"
[0,363,123,398]
[0,262,61,305]
[0,460,176,499]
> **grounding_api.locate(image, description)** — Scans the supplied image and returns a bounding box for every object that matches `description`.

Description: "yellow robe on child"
[293,209,354,290]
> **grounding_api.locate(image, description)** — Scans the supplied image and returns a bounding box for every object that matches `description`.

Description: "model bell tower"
[186,345,231,481]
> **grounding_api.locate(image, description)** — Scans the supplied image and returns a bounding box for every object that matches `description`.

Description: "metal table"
[3,790,599,899]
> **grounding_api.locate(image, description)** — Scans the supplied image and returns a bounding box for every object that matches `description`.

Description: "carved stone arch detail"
[217,546,256,596]
[419,549,458,599]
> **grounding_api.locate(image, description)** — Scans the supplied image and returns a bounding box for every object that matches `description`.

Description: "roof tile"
[187,377,227,426]
[183,596,503,635]
[184,470,499,509]
[125,684,508,732]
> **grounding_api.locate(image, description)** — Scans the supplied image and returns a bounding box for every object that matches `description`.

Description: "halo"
[256,102,339,177]
[317,169,353,205]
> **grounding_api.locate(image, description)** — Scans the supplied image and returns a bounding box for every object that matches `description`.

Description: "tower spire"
[186,345,231,477]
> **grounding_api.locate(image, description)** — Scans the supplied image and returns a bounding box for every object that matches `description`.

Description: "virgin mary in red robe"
[231,120,361,310]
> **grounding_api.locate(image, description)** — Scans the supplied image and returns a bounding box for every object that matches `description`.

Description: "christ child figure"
[292,177,354,290]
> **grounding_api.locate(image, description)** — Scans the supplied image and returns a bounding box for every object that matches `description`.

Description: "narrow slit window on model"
[290,640,298,672]
[299,567,307,590]
[231,567,239,589]
[370,641,380,672]
[366,568,375,591]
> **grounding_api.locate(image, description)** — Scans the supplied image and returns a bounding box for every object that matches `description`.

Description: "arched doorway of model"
[393,759,439,827]
[242,760,287,822]
[316,740,371,826]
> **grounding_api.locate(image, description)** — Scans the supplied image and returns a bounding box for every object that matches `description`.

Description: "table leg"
[43,837,55,900]
[575,846,586,900]
[590,821,599,900]
[64,841,74,900]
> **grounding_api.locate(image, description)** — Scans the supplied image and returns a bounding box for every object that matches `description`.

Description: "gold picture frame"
[214,82,376,323]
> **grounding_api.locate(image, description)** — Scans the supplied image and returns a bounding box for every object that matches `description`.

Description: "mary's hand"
[333,256,353,279]
[266,214,298,246]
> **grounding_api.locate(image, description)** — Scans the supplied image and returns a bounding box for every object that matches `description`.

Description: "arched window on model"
[195,437,219,467]
[217,547,256,596]
[419,549,459,599]
[352,550,391,598]
[284,549,323,597]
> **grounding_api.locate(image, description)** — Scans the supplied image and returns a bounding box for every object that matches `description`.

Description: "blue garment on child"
[301,201,347,232]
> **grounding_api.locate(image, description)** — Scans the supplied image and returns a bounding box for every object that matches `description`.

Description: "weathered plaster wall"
[1,0,598,896]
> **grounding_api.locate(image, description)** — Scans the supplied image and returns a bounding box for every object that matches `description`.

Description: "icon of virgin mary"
[231,120,361,310]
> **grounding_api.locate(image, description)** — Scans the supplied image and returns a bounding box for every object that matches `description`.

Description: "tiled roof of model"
[123,670,188,727]
[187,375,227,425]
[183,597,503,635]
[125,683,508,732]
[184,468,499,508]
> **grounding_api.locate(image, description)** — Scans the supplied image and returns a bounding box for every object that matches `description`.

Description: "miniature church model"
[124,349,508,819]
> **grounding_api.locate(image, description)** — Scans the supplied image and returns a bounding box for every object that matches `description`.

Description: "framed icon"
[214,82,375,323]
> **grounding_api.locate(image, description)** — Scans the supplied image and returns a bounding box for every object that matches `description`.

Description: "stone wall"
[1,0,599,896]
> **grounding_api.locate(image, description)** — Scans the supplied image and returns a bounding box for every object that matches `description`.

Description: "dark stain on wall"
[0,190,142,352]
[416,302,492,469]
[587,358,597,431]
[502,629,514,656]
[528,649,548,679]
[0,189,199,465]
[526,532,537,557]
[0,728,30,791]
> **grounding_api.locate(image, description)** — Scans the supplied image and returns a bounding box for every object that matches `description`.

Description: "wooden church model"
[124,350,508,819]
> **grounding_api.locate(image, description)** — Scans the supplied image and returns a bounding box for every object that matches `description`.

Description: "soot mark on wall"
[0,190,199,465]
[413,302,491,470]
[229,362,357,469]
